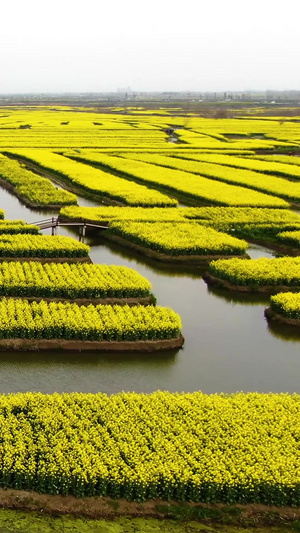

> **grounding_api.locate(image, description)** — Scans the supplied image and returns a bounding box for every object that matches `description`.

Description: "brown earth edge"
[265,307,300,326]
[103,233,249,264]
[0,334,184,352]
[0,488,299,525]
[0,256,92,264]
[0,294,154,306]
[203,272,300,294]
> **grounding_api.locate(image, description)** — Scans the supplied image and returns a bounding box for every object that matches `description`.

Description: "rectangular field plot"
[0,262,153,301]
[0,391,297,505]
[60,205,300,225]
[0,298,182,343]
[0,234,90,259]
[0,154,77,207]
[208,256,300,289]
[180,152,300,179]
[108,221,248,257]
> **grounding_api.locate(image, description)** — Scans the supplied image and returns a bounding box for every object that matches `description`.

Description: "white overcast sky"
[0,0,299,93]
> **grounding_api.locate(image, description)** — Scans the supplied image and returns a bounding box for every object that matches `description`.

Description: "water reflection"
[88,236,204,279]
[247,243,275,259]
[205,284,270,306]
[266,318,300,341]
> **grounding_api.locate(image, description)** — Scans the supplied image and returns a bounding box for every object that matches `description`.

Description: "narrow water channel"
[0,185,299,395]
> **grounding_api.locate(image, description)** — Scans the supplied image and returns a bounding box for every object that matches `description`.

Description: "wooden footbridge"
[32,217,108,237]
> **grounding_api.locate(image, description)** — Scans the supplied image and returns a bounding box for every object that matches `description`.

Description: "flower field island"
[0,392,297,507]
[205,256,300,293]
[0,234,90,262]
[0,154,77,208]
[60,205,300,251]
[0,220,40,234]
[105,221,248,263]
[0,262,154,305]
[265,292,300,326]
[0,299,183,351]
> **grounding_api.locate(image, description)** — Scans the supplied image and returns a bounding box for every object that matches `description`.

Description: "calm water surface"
[0,186,299,395]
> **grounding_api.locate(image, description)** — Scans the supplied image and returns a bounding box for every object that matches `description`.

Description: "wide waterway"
[0,185,299,395]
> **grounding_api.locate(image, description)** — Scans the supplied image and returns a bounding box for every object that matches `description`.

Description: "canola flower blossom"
[0,154,77,206]
[270,292,300,319]
[209,257,300,287]
[109,221,248,256]
[6,150,177,207]
[0,299,181,341]
[0,234,90,258]
[0,262,152,299]
[0,392,296,504]
[62,151,288,208]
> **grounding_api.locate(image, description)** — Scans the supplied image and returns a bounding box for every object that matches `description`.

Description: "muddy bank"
[203,272,300,294]
[104,233,249,264]
[265,307,300,326]
[0,334,184,352]
[0,489,299,529]
[0,294,154,306]
[0,509,295,533]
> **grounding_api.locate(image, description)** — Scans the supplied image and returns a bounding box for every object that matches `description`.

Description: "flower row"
[0,234,90,258]
[109,221,248,256]
[208,256,300,287]
[0,299,181,341]
[0,154,77,206]
[0,262,152,299]
[0,391,297,505]
[6,150,177,207]
[66,151,288,207]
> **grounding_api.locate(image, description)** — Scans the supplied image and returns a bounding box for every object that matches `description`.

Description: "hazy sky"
[1,0,299,93]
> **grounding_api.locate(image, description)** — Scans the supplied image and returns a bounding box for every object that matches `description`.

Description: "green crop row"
[0,391,297,505]
[0,262,152,299]
[0,299,181,341]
